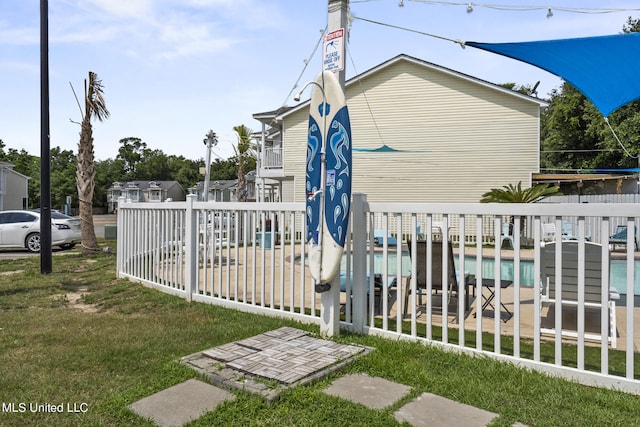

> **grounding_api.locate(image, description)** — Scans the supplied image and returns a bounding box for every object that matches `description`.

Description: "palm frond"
[233,124,257,159]
[85,71,110,122]
[480,181,560,203]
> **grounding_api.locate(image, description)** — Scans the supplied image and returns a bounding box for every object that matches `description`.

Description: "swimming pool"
[331,252,640,296]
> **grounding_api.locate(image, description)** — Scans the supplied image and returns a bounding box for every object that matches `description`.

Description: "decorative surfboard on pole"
[305,70,352,291]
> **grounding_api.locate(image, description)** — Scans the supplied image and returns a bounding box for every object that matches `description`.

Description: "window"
[9,212,37,223]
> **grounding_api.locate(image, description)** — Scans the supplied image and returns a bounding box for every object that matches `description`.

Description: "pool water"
[338,252,640,296]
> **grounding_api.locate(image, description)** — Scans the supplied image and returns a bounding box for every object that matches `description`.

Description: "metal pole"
[317,79,328,293]
[319,0,349,336]
[40,0,52,274]
[328,0,349,88]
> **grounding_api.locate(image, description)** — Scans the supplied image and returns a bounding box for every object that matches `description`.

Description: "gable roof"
[108,180,183,191]
[274,53,548,120]
[0,161,30,180]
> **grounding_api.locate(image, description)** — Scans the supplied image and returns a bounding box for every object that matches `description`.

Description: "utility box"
[104,224,117,240]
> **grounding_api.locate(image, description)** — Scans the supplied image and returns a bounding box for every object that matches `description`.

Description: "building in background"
[0,161,29,210]
[107,181,185,213]
[253,54,547,204]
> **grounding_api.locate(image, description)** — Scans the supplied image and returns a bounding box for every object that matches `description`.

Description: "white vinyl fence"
[117,194,640,395]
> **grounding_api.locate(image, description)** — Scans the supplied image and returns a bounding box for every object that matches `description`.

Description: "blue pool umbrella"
[467,33,640,118]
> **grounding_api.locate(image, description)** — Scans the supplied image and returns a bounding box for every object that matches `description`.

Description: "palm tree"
[480,182,560,244]
[77,71,110,255]
[232,124,256,202]
[480,182,560,203]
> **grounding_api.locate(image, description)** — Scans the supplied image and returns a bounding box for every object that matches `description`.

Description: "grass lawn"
[0,247,638,426]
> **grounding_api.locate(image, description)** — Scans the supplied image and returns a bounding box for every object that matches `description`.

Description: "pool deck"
[197,244,640,354]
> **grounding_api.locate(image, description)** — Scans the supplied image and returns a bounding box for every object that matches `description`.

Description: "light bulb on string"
[467,3,473,14]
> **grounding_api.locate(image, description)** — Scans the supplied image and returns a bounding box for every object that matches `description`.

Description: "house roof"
[253,106,293,125]
[191,180,237,191]
[270,53,548,120]
[107,180,183,191]
[0,161,30,180]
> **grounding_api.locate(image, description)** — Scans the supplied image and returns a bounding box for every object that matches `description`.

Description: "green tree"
[135,148,171,181]
[169,155,203,191]
[210,158,238,181]
[541,17,640,174]
[540,84,604,171]
[500,82,540,96]
[50,147,77,211]
[116,137,147,179]
[623,16,640,33]
[76,71,110,255]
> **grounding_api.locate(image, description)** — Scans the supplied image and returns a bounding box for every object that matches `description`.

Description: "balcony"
[259,147,284,177]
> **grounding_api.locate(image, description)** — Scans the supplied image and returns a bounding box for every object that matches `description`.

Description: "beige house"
[0,161,29,210]
[106,181,185,213]
[253,54,547,204]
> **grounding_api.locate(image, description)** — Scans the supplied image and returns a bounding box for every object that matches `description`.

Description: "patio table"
[468,276,513,322]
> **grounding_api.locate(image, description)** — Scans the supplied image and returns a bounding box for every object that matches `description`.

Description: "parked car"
[0,210,81,252]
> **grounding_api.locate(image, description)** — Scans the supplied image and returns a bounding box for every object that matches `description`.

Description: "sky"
[1,0,639,162]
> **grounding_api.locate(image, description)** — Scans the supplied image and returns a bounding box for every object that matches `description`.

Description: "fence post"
[116,196,126,278]
[184,195,197,302]
[351,193,368,333]
[320,275,341,338]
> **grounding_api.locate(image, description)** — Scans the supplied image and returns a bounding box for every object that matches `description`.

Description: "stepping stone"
[129,379,234,427]
[323,373,410,409]
[395,392,497,427]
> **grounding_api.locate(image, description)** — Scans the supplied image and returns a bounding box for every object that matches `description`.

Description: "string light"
[402,1,640,15]
[398,0,404,7]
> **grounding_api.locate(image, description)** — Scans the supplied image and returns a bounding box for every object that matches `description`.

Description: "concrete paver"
[182,327,370,403]
[129,379,234,427]
[394,392,498,427]
[134,328,525,427]
[323,373,411,410]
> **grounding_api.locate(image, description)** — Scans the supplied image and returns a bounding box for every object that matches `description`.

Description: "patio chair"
[609,225,639,251]
[402,239,470,320]
[542,221,580,241]
[373,229,398,247]
[500,222,514,249]
[540,241,620,348]
[541,222,556,242]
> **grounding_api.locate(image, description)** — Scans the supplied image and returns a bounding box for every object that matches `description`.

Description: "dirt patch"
[59,286,99,313]
[0,270,24,276]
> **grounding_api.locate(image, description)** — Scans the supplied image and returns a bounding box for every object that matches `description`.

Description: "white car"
[0,210,82,252]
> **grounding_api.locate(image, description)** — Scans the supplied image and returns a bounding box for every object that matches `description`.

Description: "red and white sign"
[323,28,344,73]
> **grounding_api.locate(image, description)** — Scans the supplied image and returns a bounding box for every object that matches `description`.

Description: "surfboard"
[305,71,352,288]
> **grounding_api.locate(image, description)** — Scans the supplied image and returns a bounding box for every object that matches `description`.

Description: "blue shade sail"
[467,33,640,117]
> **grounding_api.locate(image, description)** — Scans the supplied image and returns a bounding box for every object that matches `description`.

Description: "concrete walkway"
[129,327,527,427]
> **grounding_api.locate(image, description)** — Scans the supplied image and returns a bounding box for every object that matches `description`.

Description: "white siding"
[280,57,542,204]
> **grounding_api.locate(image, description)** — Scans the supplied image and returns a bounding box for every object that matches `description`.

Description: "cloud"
[48,0,274,62]
[0,60,39,74]
[83,0,154,18]
[1,0,285,64]
[0,24,38,46]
